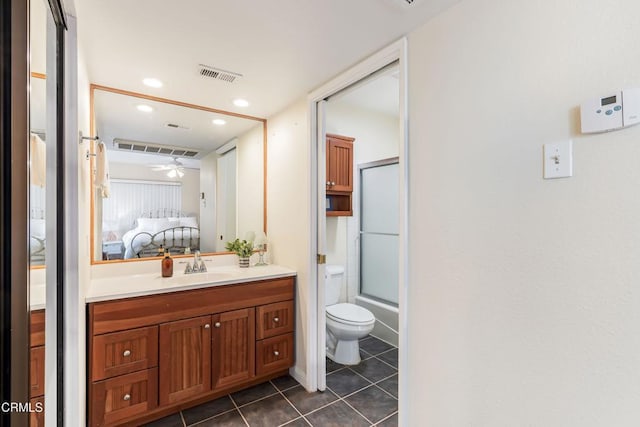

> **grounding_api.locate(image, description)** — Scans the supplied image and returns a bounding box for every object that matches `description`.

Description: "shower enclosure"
[357,158,399,343]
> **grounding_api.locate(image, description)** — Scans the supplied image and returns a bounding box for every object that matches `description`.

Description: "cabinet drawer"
[30,346,45,398]
[256,333,294,375]
[30,310,45,347]
[91,368,158,427]
[92,326,158,381]
[256,300,294,340]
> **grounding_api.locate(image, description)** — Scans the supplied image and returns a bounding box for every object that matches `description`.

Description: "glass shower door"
[359,159,399,305]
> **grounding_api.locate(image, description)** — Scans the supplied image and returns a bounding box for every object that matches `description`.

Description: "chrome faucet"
[184,251,207,274]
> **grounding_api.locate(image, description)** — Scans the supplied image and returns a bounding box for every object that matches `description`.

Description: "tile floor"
[145,335,398,427]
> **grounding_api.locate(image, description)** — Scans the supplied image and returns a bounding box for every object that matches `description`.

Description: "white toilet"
[325,265,375,365]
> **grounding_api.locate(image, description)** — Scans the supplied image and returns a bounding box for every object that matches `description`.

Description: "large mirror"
[29,0,48,268]
[91,85,266,263]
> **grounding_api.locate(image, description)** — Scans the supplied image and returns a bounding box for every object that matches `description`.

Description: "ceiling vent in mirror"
[113,138,201,158]
[198,64,243,83]
[165,123,191,131]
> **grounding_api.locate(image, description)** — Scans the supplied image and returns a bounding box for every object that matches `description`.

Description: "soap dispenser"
[162,249,173,277]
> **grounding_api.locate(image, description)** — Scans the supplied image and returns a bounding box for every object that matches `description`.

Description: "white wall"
[407,0,640,425]
[62,15,89,427]
[325,102,399,302]
[266,99,311,386]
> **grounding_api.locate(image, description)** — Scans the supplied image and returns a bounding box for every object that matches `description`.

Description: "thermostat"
[580,88,640,133]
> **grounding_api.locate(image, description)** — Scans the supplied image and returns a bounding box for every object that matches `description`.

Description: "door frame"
[307,38,409,422]
[0,0,30,424]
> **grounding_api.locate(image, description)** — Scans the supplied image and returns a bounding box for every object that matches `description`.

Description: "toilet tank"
[325,265,344,306]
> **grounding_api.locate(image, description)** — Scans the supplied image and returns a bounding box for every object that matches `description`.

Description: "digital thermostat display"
[601,95,617,106]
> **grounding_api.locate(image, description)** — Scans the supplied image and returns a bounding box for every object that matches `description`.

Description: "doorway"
[309,39,408,426]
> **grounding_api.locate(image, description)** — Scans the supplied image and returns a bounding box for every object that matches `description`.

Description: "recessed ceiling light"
[137,104,153,113]
[233,98,249,107]
[143,78,163,88]
[212,119,226,126]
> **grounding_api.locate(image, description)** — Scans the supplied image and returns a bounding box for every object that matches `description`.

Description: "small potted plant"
[225,239,254,268]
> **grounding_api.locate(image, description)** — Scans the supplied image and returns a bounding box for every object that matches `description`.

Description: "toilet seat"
[326,303,375,326]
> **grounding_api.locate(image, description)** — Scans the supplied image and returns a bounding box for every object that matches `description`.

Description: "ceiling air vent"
[113,139,201,158]
[198,64,243,83]
[165,123,190,131]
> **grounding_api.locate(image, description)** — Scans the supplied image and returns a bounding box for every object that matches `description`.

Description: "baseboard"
[289,364,310,391]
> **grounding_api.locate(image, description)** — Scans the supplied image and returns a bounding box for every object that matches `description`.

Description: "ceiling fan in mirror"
[150,157,185,178]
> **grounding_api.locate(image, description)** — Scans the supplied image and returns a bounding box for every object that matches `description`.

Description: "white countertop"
[30,268,46,311]
[86,264,297,303]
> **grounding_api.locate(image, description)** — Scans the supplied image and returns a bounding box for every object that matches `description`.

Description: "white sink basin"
[166,272,234,285]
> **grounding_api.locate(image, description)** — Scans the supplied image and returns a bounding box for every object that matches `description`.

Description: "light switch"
[543,140,573,179]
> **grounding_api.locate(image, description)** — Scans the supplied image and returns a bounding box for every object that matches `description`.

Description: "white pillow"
[137,218,173,233]
[31,219,46,238]
[179,216,198,228]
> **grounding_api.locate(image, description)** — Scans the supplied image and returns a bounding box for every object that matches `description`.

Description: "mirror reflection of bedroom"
[30,74,47,267]
[91,87,265,262]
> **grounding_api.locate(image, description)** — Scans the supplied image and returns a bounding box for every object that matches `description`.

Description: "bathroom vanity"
[86,266,296,426]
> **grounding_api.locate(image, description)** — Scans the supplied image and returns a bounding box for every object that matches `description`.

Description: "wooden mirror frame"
[89,84,267,265]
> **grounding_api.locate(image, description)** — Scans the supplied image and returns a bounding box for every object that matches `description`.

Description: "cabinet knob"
[273,350,280,357]
[326,181,331,186]
[123,350,131,357]
[331,181,335,186]
[123,394,131,401]
[204,324,210,329]
[214,322,221,328]
[273,317,280,323]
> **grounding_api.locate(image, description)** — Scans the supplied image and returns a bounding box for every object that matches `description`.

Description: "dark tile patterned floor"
[145,336,398,427]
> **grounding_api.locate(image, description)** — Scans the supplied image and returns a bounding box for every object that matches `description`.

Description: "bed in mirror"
[90,85,266,263]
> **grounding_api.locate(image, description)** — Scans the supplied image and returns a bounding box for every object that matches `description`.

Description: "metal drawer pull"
[123,394,131,401]
[273,317,280,323]
[273,350,280,357]
[214,322,221,328]
[123,350,131,357]
[204,324,210,329]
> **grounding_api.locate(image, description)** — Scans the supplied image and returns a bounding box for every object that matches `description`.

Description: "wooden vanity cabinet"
[30,310,45,427]
[87,277,295,427]
[326,133,355,217]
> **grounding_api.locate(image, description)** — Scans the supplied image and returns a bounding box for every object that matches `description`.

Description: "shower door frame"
[358,157,400,306]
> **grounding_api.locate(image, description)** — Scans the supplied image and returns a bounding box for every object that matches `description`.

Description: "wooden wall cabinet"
[326,134,355,216]
[88,277,295,426]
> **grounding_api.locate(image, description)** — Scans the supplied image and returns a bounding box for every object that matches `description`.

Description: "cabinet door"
[30,346,45,398]
[159,315,211,405]
[30,396,44,427]
[212,308,255,390]
[326,136,353,192]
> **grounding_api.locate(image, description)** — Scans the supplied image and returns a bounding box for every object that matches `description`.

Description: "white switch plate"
[543,140,573,179]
